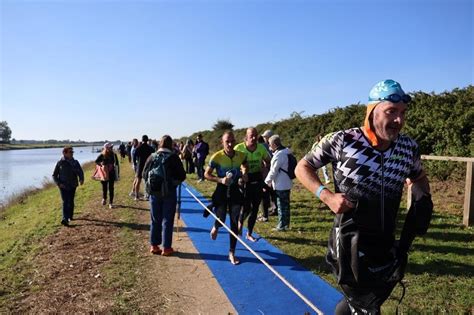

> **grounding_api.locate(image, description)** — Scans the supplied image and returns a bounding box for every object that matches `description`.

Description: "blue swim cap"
[368,79,406,104]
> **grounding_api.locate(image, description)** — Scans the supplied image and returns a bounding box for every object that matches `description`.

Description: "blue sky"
[0,0,472,142]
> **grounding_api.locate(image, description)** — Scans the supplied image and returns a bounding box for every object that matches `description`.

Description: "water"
[0,146,99,206]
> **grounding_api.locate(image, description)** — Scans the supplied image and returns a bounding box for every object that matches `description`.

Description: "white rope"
[183,185,324,315]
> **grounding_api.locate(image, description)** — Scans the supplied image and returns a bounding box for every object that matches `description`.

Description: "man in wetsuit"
[235,128,271,242]
[296,80,433,314]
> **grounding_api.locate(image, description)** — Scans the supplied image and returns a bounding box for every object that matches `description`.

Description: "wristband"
[315,185,327,199]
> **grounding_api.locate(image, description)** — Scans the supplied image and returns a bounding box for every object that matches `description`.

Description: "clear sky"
[0,0,472,142]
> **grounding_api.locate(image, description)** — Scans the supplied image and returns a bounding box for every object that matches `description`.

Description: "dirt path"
[11,164,236,314]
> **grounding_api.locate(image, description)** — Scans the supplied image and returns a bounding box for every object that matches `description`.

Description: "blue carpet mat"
[178,183,342,314]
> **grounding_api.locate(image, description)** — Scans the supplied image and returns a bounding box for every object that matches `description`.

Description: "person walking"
[95,143,119,208]
[264,135,293,231]
[133,135,155,200]
[205,131,248,265]
[194,134,209,182]
[295,79,433,314]
[261,129,278,218]
[143,135,186,256]
[182,138,195,174]
[235,128,270,242]
[52,146,84,226]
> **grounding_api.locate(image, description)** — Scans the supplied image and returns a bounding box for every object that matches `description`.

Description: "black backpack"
[280,153,297,180]
[145,152,171,197]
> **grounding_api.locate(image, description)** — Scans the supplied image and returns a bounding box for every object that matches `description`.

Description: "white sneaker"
[109,204,113,209]
[101,199,106,205]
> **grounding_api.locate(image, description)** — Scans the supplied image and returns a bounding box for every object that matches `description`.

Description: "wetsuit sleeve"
[303,131,343,169]
[407,142,423,180]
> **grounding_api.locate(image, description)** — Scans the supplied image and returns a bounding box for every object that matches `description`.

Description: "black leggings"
[214,202,241,252]
[101,179,115,203]
[240,182,263,234]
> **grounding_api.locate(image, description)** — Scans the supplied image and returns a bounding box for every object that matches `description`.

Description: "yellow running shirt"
[208,149,247,178]
[234,143,269,174]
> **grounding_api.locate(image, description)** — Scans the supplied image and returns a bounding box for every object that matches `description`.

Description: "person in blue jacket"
[52,146,84,226]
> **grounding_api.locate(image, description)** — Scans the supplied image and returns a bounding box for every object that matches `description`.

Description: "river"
[0,146,101,206]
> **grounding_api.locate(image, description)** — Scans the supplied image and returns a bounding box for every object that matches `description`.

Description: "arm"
[399,173,433,253]
[76,161,85,185]
[95,154,103,165]
[142,155,153,183]
[173,155,186,182]
[295,159,354,214]
[264,155,281,186]
[52,162,61,186]
[204,166,230,185]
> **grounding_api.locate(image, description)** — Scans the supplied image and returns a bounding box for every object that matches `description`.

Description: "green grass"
[0,163,98,309]
[1,160,472,313]
[188,173,474,313]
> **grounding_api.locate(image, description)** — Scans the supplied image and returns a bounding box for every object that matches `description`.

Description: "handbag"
[92,165,109,181]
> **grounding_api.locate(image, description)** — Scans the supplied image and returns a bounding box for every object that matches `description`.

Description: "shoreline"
[0,144,101,151]
[0,161,96,210]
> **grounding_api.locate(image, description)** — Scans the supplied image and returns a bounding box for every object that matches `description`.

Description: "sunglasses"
[378,94,411,104]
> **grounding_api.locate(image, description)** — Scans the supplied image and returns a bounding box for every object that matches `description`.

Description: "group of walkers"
[52,79,434,314]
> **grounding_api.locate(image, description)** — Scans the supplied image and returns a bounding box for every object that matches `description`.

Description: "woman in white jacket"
[264,135,293,231]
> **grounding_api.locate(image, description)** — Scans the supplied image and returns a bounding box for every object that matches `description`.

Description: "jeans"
[149,194,177,249]
[59,187,76,221]
[275,190,290,229]
[214,201,241,252]
[101,178,114,203]
[240,182,263,234]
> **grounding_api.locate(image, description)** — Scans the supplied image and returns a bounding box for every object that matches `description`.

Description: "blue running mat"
[178,183,342,314]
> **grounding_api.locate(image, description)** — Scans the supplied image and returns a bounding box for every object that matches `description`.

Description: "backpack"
[145,152,171,197]
[280,153,297,180]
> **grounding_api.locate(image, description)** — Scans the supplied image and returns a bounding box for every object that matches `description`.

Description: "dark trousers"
[185,157,195,174]
[261,185,277,217]
[59,187,76,221]
[214,201,241,252]
[101,179,115,203]
[196,159,205,180]
[240,182,263,235]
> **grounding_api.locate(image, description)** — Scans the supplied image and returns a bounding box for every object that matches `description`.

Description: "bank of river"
[0,146,100,206]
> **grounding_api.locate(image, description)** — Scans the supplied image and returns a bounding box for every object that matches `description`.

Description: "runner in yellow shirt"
[205,131,248,265]
[234,128,271,242]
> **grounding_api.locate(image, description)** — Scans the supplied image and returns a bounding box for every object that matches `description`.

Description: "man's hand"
[79,180,84,186]
[321,190,354,214]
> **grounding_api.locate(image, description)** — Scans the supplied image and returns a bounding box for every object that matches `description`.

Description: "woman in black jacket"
[52,146,84,226]
[95,143,119,208]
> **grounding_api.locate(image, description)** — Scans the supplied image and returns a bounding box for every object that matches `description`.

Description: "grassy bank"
[1,158,472,312]
[0,160,144,311]
[188,173,473,313]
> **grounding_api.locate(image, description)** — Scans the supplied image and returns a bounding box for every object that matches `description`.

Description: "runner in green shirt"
[234,128,271,242]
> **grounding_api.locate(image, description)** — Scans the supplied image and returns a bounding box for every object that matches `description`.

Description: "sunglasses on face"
[378,94,411,104]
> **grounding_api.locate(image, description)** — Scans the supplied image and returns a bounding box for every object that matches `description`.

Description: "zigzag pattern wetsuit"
[305,127,422,241]
[304,128,423,311]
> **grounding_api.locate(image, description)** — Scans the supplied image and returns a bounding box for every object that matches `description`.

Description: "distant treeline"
[182,85,473,180]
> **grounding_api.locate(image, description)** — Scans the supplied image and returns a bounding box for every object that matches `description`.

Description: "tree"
[0,121,12,143]
[212,119,234,131]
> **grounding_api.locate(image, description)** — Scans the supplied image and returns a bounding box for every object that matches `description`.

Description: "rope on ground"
[183,185,324,315]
